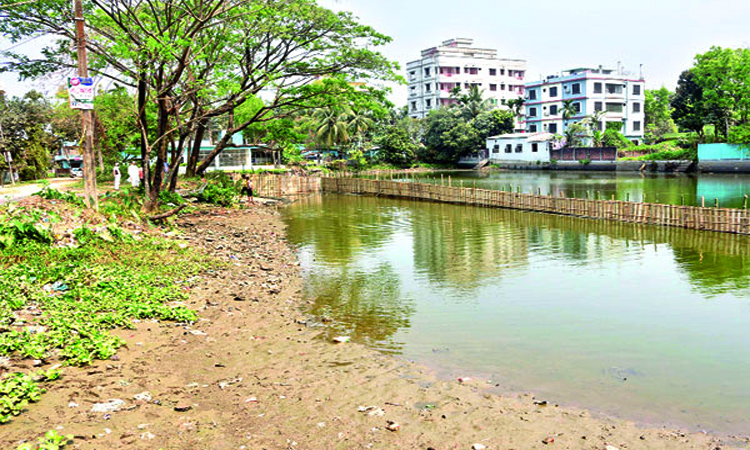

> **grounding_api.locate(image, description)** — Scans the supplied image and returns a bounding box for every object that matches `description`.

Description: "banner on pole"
[3,152,11,164]
[68,77,95,110]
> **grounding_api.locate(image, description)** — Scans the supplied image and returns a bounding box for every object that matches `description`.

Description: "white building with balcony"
[524,67,645,143]
[406,38,527,119]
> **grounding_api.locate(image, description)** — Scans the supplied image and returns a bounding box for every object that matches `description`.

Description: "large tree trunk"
[195,130,234,175]
[186,118,206,177]
[145,97,170,212]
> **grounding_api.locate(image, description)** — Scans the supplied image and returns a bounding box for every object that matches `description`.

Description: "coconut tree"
[314,107,351,149]
[450,85,492,120]
[561,99,578,129]
[347,109,374,150]
[587,110,607,147]
[506,98,525,120]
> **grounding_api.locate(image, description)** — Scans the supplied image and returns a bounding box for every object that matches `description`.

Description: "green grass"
[0,203,213,423]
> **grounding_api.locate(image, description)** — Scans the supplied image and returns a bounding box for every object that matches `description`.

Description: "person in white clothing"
[127,162,140,188]
[113,163,121,190]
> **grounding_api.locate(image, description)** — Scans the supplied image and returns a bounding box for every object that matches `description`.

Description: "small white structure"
[487,132,555,163]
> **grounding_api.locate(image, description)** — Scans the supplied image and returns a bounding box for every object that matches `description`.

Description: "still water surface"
[387,171,750,209]
[281,194,750,435]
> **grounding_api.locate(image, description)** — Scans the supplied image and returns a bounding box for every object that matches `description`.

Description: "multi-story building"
[406,38,527,119]
[524,67,645,143]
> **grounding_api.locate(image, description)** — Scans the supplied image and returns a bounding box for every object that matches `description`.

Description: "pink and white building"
[406,38,527,119]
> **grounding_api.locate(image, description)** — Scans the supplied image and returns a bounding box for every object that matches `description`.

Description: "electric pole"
[74,0,98,209]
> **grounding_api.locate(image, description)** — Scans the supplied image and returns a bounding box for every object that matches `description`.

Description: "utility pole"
[74,0,98,209]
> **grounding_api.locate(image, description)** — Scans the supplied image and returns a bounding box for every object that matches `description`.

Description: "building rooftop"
[488,132,555,141]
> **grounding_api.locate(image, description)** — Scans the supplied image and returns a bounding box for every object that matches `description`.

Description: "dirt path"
[0,179,78,204]
[3,205,745,450]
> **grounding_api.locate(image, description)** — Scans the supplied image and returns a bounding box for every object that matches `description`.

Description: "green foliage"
[158,190,185,206]
[728,123,750,146]
[16,430,72,450]
[376,127,418,167]
[35,186,83,206]
[0,372,44,424]
[672,70,708,139]
[686,47,750,139]
[198,173,239,207]
[0,91,54,180]
[578,158,591,165]
[0,216,210,421]
[644,87,677,142]
[471,109,514,139]
[0,210,53,249]
[420,108,481,163]
[602,126,634,149]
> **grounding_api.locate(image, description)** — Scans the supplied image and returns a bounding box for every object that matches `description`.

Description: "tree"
[314,107,351,149]
[644,87,677,142]
[691,47,750,137]
[586,110,607,147]
[506,98,525,120]
[562,122,589,148]
[471,109,514,140]
[0,91,54,180]
[376,126,417,167]
[561,100,578,128]
[1,0,399,211]
[671,70,707,140]
[451,85,492,120]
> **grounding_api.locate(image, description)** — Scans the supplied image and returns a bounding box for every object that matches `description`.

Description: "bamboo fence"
[319,177,750,236]
[246,174,749,235]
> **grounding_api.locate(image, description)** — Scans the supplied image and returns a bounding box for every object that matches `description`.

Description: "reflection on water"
[388,171,750,209]
[282,194,750,435]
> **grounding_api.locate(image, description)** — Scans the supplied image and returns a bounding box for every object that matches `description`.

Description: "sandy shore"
[3,204,745,449]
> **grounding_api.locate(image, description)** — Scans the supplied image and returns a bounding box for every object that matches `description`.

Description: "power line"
[0,0,42,9]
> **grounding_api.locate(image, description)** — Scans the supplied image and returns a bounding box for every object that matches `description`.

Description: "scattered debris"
[332,336,350,343]
[133,392,152,402]
[472,444,487,450]
[91,399,125,413]
[358,406,385,416]
[542,436,555,444]
[385,421,400,432]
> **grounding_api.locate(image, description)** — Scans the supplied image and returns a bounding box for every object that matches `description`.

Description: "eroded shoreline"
[3,204,745,449]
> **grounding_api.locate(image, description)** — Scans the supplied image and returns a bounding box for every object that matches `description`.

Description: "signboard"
[68,77,95,110]
[3,151,11,164]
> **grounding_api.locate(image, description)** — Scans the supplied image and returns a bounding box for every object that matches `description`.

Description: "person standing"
[113,163,121,190]
[127,162,139,188]
[138,166,145,193]
[241,174,255,205]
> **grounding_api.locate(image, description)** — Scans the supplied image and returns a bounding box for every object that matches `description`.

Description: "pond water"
[382,171,750,209]
[282,194,750,435]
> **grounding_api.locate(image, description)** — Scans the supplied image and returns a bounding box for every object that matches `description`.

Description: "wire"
[0,0,42,8]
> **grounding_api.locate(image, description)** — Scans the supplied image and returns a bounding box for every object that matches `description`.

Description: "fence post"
[744,195,748,209]
[701,196,705,207]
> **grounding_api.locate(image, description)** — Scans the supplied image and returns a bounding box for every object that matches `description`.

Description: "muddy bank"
[3,204,745,449]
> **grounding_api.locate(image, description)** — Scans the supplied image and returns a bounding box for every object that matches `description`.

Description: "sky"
[2,0,750,105]
[318,0,750,105]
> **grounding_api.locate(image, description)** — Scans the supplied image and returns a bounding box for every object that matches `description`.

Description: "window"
[573,102,581,113]
[500,69,505,76]
[531,143,539,153]
[424,67,431,77]
[528,90,537,100]
[549,87,558,97]
[426,99,431,108]
[634,121,641,132]
[425,83,431,92]
[490,84,497,91]
[529,124,538,132]
[505,144,512,153]
[501,84,506,91]
[605,83,623,95]
[455,67,460,74]
[489,68,497,76]
[594,82,602,94]
[594,101,603,112]
[548,123,558,133]
[529,107,538,117]
[571,83,581,94]
[411,101,417,111]
[515,144,523,153]
[606,103,624,113]
[633,84,641,95]
[550,105,558,115]
[632,102,641,113]
[492,144,500,154]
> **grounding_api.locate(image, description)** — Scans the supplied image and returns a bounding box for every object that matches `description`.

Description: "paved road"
[0,179,78,204]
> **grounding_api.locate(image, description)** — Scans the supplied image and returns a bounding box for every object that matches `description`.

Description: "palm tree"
[347,109,374,150]
[506,98,525,120]
[313,107,351,151]
[561,99,578,128]
[587,110,607,147]
[450,85,492,120]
